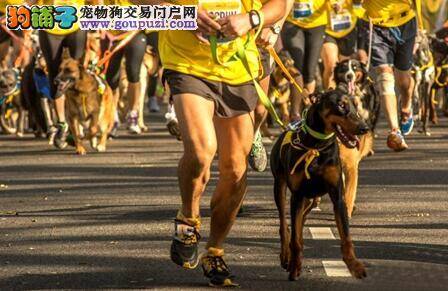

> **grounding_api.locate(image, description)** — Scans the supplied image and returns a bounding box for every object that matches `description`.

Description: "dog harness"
[281,110,334,179]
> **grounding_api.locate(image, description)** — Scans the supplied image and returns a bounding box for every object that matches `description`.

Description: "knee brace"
[376,72,395,96]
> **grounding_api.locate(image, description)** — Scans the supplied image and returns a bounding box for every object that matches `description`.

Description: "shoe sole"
[401,121,414,136]
[387,136,408,152]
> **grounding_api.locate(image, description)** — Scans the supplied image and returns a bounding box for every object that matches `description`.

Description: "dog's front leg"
[330,181,366,279]
[274,177,290,270]
[288,193,306,281]
[69,117,86,155]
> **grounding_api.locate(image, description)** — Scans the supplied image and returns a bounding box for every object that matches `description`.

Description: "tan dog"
[55,48,115,155]
[118,46,159,131]
[334,59,380,218]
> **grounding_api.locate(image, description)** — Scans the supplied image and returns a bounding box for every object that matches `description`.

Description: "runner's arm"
[257,0,294,47]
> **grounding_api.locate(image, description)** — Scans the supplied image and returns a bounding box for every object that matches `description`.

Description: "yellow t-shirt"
[39,0,85,35]
[0,0,22,14]
[362,0,416,27]
[325,0,363,38]
[159,0,262,85]
[287,0,330,29]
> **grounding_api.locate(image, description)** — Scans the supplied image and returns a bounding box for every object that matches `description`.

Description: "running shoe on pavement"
[126,110,141,134]
[387,129,408,152]
[47,125,58,146]
[400,110,414,136]
[170,219,201,269]
[248,130,267,172]
[54,122,69,149]
[148,96,160,112]
[201,248,239,287]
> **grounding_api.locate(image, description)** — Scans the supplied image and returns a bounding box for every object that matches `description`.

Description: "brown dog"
[55,48,115,155]
[334,59,380,218]
[269,50,300,124]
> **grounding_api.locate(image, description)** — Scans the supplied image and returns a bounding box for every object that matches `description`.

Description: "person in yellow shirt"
[37,0,92,149]
[137,0,287,287]
[321,0,362,89]
[101,0,148,135]
[280,0,336,120]
[362,0,420,151]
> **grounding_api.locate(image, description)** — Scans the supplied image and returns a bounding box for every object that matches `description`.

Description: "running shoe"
[248,130,267,172]
[201,248,239,287]
[109,121,119,139]
[387,129,408,152]
[126,110,141,134]
[54,122,69,149]
[400,110,414,136]
[165,105,182,140]
[148,96,160,112]
[170,219,201,269]
[47,125,58,146]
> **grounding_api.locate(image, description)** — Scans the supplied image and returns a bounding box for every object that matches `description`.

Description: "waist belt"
[369,11,410,26]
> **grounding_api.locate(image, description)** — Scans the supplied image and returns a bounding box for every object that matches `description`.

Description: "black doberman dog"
[270,89,368,281]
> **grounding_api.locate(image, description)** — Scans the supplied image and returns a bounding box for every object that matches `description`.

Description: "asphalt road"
[1,111,448,290]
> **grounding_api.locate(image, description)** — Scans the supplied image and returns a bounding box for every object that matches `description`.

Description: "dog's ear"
[309,92,322,104]
[359,62,369,84]
[62,47,71,60]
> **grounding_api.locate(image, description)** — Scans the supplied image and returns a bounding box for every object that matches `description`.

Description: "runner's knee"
[219,157,247,183]
[183,147,215,177]
[376,71,395,96]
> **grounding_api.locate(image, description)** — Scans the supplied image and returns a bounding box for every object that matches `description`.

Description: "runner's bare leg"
[206,112,254,249]
[173,93,217,219]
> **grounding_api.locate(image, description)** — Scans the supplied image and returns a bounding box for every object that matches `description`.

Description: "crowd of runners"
[1,0,448,287]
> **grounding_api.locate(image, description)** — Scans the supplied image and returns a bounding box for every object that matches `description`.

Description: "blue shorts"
[370,17,417,71]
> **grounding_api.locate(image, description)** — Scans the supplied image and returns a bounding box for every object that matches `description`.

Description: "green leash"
[209,12,285,129]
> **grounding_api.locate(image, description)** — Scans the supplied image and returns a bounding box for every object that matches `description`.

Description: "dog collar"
[302,109,335,140]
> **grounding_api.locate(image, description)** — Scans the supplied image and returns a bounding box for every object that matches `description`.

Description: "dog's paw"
[76,147,87,155]
[346,259,367,279]
[279,250,290,270]
[96,144,106,152]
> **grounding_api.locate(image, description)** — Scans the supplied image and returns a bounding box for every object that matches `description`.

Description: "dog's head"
[317,89,369,149]
[0,69,19,97]
[334,59,367,95]
[54,48,82,97]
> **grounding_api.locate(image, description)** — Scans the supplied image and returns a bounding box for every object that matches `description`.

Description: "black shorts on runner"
[324,27,358,57]
[164,70,258,118]
[370,17,417,71]
[357,19,369,52]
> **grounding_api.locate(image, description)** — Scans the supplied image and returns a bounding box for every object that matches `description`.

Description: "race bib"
[292,1,313,19]
[199,0,242,20]
[199,0,242,43]
[330,10,352,32]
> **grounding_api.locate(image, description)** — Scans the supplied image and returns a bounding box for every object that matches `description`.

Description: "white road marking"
[309,227,336,240]
[322,260,352,277]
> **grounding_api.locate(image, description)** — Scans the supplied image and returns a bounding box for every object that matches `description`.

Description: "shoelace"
[205,256,229,273]
[250,132,263,156]
[181,227,201,245]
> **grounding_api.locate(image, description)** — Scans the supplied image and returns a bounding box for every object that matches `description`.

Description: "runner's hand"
[256,28,274,48]
[332,2,343,13]
[195,9,221,44]
[218,13,252,39]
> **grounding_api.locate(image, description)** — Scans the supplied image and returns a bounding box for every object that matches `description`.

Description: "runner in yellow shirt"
[321,0,363,89]
[281,0,337,120]
[138,0,287,287]
[362,0,421,151]
[37,0,92,149]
